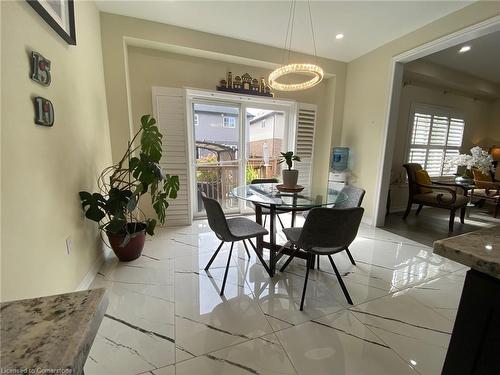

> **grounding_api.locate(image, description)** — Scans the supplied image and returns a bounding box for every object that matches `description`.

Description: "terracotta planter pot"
[282,169,299,187]
[106,223,146,262]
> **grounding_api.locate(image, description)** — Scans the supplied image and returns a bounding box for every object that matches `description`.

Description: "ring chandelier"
[268,0,324,92]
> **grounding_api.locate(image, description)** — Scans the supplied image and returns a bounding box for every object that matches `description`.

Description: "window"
[407,105,465,177]
[194,114,199,126]
[261,119,266,128]
[223,116,236,128]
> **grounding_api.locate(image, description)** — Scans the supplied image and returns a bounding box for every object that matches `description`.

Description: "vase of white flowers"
[446,146,494,184]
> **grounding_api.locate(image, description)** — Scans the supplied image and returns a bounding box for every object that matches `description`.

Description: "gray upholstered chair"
[201,193,271,295]
[304,185,365,267]
[250,178,288,228]
[280,207,364,310]
[403,163,468,232]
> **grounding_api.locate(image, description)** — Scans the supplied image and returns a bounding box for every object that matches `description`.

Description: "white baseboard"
[76,244,107,291]
[362,215,373,226]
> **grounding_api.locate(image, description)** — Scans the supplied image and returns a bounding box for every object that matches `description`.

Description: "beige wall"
[99,13,347,211]
[1,1,112,301]
[490,99,500,144]
[341,1,500,223]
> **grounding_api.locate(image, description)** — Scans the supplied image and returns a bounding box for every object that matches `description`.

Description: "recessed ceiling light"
[458,45,471,53]
[335,33,344,40]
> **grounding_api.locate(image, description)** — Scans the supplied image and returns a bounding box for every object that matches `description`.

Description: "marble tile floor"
[84,214,467,375]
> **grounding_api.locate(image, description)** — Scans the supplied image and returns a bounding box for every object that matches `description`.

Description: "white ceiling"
[424,29,500,84]
[96,1,472,62]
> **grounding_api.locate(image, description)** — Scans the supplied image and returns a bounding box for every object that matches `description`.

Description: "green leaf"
[105,218,127,234]
[107,188,132,216]
[145,219,157,235]
[85,206,106,221]
[80,191,107,222]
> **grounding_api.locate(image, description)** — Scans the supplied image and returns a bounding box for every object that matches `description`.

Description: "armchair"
[403,163,469,232]
[471,169,500,218]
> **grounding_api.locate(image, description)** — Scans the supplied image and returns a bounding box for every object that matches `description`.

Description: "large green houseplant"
[79,115,179,261]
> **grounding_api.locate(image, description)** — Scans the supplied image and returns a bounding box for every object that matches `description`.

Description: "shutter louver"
[411,113,431,145]
[447,118,465,146]
[407,105,465,177]
[153,88,191,226]
[295,103,317,188]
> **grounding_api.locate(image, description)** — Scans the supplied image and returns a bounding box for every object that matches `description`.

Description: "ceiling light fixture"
[458,45,471,53]
[335,33,344,40]
[268,0,324,92]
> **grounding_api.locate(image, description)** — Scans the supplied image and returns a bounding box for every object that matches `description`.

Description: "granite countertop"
[434,225,500,279]
[1,288,108,375]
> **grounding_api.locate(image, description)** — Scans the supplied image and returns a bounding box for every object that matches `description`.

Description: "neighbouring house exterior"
[248,111,285,161]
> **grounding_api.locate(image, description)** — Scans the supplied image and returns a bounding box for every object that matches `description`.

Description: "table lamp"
[490,146,500,178]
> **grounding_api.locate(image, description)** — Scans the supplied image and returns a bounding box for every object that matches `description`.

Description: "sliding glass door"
[192,102,242,215]
[190,98,293,217]
[245,107,288,184]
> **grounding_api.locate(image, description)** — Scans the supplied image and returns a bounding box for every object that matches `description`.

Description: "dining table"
[231,183,348,276]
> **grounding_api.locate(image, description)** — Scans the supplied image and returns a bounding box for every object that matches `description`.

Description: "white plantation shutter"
[295,103,317,187]
[407,105,465,177]
[153,87,191,226]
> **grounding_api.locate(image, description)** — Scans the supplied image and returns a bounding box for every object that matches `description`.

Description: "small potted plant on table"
[79,115,179,261]
[279,151,301,187]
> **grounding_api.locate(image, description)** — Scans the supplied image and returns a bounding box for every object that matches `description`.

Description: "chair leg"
[277,214,285,229]
[300,253,312,311]
[494,203,499,218]
[204,241,224,270]
[280,248,298,272]
[220,242,234,296]
[449,209,456,232]
[415,204,423,216]
[328,254,353,305]
[263,215,267,227]
[460,206,466,224]
[247,237,272,276]
[403,200,412,219]
[242,240,251,258]
[345,247,356,265]
[317,255,320,269]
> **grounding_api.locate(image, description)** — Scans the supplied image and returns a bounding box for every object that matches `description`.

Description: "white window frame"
[222,116,236,128]
[406,103,465,177]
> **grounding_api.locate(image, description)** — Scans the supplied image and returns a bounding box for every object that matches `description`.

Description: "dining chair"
[201,193,271,295]
[279,207,364,310]
[303,185,365,267]
[250,178,288,229]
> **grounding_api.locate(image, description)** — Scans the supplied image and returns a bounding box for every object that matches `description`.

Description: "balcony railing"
[196,158,281,212]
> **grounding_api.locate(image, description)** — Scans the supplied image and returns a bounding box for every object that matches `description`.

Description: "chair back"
[251,178,278,184]
[472,168,493,188]
[336,186,365,208]
[200,193,232,240]
[297,207,364,250]
[403,163,424,197]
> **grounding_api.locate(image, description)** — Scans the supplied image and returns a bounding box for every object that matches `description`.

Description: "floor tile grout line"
[347,309,424,375]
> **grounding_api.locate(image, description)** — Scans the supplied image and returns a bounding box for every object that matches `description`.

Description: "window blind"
[408,106,465,177]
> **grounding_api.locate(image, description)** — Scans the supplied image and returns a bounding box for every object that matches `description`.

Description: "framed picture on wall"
[27,0,76,45]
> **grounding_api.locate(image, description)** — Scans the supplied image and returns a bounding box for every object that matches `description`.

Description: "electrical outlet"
[66,236,73,255]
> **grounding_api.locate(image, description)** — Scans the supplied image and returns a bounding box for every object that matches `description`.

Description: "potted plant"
[79,115,179,261]
[278,151,301,187]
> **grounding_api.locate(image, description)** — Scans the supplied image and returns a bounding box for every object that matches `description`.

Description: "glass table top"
[231,183,348,209]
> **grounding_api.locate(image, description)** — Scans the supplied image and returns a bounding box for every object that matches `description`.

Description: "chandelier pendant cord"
[307,0,319,65]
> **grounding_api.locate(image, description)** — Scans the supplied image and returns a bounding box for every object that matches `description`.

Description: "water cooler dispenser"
[328,147,349,191]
